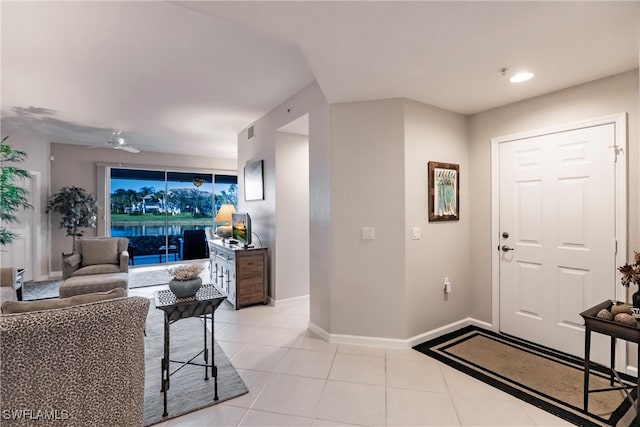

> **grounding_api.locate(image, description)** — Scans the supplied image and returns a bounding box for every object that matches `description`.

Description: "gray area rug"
[22,269,174,301]
[144,305,247,426]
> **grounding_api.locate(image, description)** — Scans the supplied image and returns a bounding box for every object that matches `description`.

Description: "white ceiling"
[1,1,638,158]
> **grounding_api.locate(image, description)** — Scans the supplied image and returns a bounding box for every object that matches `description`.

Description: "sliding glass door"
[109,168,235,266]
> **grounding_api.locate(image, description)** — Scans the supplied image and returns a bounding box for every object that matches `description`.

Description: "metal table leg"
[583,326,591,412]
[203,313,209,381]
[213,311,218,401]
[162,312,170,417]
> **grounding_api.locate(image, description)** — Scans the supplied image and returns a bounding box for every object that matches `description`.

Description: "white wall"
[237,82,331,329]
[468,69,639,324]
[403,99,470,337]
[275,131,310,301]
[329,99,407,338]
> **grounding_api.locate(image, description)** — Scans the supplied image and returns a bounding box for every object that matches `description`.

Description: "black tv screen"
[232,212,252,247]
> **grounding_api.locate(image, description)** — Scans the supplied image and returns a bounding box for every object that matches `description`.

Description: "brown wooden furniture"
[208,240,267,310]
[579,300,639,421]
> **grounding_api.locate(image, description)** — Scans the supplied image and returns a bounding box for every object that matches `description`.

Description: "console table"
[580,300,639,421]
[208,240,268,310]
[154,284,227,417]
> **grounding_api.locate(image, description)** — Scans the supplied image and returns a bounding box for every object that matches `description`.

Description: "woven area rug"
[414,326,638,427]
[144,304,248,426]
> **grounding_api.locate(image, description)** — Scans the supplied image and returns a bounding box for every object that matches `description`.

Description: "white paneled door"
[499,123,618,362]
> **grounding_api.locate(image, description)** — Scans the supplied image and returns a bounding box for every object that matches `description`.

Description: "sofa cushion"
[72,264,121,277]
[0,288,125,314]
[81,239,118,266]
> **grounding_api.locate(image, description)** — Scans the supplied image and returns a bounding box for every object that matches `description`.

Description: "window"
[109,168,236,266]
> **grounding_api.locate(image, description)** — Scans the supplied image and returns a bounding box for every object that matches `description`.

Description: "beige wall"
[50,143,236,272]
[403,99,470,337]
[237,82,331,330]
[275,131,310,301]
[329,99,407,338]
[468,69,639,324]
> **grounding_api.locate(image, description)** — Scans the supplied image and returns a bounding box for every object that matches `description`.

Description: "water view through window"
[110,168,237,266]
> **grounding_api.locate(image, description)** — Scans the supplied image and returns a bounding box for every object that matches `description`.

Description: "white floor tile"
[230,343,289,372]
[310,419,360,426]
[224,369,273,409]
[328,353,385,385]
[217,340,245,361]
[274,348,336,379]
[451,394,537,426]
[518,401,575,426]
[386,356,448,393]
[251,374,326,418]
[238,409,313,426]
[165,404,247,427]
[337,344,386,358]
[315,381,386,426]
[159,296,570,427]
[292,336,338,354]
[387,387,460,426]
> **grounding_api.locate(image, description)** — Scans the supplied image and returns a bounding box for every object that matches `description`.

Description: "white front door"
[498,123,619,362]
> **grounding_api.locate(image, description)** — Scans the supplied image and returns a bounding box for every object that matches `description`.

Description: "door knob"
[501,245,515,252]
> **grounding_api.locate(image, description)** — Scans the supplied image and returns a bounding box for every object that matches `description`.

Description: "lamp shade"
[214,204,236,223]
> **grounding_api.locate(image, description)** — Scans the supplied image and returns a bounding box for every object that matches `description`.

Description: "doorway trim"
[490,113,628,363]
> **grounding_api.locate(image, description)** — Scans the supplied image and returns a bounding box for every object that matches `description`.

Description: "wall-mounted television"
[231,212,252,248]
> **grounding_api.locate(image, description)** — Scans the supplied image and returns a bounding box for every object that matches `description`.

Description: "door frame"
[490,113,628,364]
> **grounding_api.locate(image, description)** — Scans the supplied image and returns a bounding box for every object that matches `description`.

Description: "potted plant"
[46,186,99,254]
[0,136,31,246]
[618,251,640,308]
[167,264,203,298]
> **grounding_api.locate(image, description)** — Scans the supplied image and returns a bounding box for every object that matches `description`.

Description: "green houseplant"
[46,186,99,253]
[0,136,31,246]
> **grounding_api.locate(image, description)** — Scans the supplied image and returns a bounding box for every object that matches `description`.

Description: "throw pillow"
[80,239,118,266]
[1,288,126,314]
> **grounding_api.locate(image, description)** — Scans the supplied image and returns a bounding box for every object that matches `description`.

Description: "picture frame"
[244,159,264,201]
[428,161,459,222]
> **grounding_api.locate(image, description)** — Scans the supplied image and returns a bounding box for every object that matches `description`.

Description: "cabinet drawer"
[237,257,264,277]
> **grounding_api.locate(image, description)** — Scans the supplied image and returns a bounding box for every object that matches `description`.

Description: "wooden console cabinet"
[209,240,268,309]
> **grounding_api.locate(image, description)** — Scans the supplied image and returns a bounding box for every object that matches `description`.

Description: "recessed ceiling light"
[509,72,534,83]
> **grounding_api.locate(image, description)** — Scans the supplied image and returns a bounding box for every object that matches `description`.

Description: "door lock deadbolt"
[502,232,509,239]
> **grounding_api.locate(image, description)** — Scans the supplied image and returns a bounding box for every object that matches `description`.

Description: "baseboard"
[49,270,63,280]
[626,365,637,377]
[308,317,492,349]
[269,294,309,306]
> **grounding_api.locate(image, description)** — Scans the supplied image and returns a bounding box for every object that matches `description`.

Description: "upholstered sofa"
[61,237,130,297]
[0,289,149,426]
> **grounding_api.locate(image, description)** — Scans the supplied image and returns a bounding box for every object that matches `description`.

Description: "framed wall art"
[428,161,459,222]
[244,159,264,201]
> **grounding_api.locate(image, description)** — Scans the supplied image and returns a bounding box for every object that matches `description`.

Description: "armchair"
[60,237,129,298]
[63,237,129,279]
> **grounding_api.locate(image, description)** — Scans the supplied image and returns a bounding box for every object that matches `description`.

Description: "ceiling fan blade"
[121,145,140,153]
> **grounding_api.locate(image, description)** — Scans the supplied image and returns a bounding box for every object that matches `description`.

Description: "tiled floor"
[130,285,572,427]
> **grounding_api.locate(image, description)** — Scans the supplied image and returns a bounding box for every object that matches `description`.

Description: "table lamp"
[214,204,236,240]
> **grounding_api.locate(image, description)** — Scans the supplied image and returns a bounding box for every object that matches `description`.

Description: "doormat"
[413,326,638,427]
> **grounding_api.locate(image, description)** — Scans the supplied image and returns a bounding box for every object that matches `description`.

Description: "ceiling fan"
[92,130,140,153]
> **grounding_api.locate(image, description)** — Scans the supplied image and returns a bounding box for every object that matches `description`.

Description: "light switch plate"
[412,227,421,240]
[362,227,376,240]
